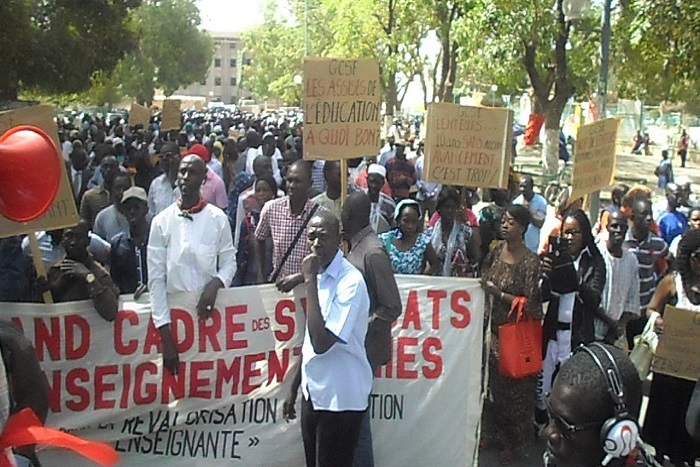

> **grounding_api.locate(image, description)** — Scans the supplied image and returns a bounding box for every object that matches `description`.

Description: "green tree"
[615,0,700,105]
[116,0,214,105]
[241,1,305,104]
[457,0,601,173]
[0,0,139,102]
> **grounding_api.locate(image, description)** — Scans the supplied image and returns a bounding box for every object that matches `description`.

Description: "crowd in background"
[0,107,698,467]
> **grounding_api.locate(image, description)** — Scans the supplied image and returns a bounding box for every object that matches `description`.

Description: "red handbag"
[498,296,543,378]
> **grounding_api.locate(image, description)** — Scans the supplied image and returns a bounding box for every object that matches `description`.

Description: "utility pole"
[589,0,612,223]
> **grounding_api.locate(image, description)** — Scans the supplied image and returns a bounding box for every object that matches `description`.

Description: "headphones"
[574,343,640,466]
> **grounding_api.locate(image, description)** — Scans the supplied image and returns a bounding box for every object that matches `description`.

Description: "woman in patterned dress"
[379,199,439,275]
[427,186,481,277]
[480,204,543,465]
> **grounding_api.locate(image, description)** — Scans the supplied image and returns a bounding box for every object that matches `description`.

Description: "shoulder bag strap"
[269,204,319,283]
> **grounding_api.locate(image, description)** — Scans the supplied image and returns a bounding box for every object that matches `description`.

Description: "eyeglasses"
[547,399,602,439]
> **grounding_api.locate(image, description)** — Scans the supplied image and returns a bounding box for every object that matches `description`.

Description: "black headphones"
[575,343,640,465]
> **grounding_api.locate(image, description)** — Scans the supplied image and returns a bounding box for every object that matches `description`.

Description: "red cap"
[186,143,210,162]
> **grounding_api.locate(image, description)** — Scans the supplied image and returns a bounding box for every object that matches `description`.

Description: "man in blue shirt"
[513,176,547,252]
[283,210,372,467]
[657,183,688,245]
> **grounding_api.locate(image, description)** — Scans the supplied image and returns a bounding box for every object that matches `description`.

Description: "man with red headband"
[147,155,236,375]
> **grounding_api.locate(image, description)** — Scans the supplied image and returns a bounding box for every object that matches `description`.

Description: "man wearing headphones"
[544,343,660,467]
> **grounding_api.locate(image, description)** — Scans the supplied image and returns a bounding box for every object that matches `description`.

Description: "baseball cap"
[121,186,148,204]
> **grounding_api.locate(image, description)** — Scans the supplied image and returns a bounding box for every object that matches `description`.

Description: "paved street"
[514,143,700,203]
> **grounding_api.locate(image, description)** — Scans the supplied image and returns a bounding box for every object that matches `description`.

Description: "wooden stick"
[340,159,348,207]
[28,232,53,304]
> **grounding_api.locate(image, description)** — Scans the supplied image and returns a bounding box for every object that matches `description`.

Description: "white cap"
[368,163,386,178]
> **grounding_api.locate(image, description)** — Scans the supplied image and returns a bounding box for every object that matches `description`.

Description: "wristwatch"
[85,273,96,284]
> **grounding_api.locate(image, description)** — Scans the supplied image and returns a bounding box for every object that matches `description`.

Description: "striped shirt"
[623,230,668,314]
[595,241,641,339]
[79,186,111,228]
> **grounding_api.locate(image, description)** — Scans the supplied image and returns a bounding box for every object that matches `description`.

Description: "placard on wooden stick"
[570,118,619,200]
[652,305,700,381]
[128,102,151,128]
[0,105,78,238]
[302,58,382,160]
[161,99,182,131]
[424,103,512,188]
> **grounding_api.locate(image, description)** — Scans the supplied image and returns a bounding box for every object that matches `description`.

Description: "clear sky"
[196,0,267,33]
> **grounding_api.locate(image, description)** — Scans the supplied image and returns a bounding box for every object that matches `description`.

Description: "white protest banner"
[5,276,484,466]
[303,58,382,160]
[0,105,78,237]
[424,102,512,188]
[570,118,619,200]
[652,305,700,381]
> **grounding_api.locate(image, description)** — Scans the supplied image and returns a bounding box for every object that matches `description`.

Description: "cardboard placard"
[424,103,512,188]
[0,105,78,238]
[570,118,619,200]
[302,58,382,160]
[161,99,182,131]
[128,102,151,128]
[652,305,700,381]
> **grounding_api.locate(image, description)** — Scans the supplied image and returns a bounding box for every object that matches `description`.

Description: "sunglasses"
[547,399,602,439]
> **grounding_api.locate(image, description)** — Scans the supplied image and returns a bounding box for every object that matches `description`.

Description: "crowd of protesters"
[0,106,698,467]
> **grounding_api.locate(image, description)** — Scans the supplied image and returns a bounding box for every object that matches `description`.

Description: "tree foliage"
[0,0,140,101]
[240,1,305,103]
[116,0,214,105]
[615,0,700,104]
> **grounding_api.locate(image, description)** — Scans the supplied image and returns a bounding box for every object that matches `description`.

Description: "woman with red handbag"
[480,205,543,465]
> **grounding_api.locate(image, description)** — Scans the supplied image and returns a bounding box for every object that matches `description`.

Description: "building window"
[200,79,206,85]
[230,77,237,86]
[214,77,222,86]
[230,58,236,67]
[214,58,221,67]
[229,42,236,49]
[244,58,252,66]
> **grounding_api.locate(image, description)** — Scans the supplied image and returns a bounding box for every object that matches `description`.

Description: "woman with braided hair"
[644,228,700,466]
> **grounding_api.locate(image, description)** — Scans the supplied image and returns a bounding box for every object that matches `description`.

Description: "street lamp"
[564,0,612,222]
[490,84,498,106]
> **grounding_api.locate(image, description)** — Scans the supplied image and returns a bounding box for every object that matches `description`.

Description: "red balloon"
[0,125,62,222]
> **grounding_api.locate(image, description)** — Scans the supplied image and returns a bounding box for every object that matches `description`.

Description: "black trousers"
[301,396,366,467]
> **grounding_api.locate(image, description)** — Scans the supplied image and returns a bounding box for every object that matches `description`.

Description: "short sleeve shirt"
[513,193,548,253]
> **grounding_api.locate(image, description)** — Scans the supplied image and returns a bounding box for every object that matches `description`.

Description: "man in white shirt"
[595,210,640,342]
[311,161,342,222]
[513,176,547,252]
[148,142,181,217]
[244,130,283,186]
[283,210,372,467]
[254,132,283,186]
[147,155,236,375]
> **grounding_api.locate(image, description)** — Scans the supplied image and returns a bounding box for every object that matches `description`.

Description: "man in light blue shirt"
[513,176,547,252]
[282,210,372,467]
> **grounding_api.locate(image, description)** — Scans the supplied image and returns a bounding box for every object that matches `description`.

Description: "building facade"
[177,32,251,105]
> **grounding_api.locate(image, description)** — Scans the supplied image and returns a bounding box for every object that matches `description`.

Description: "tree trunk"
[541,104,565,174]
[0,80,19,103]
[386,75,398,117]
